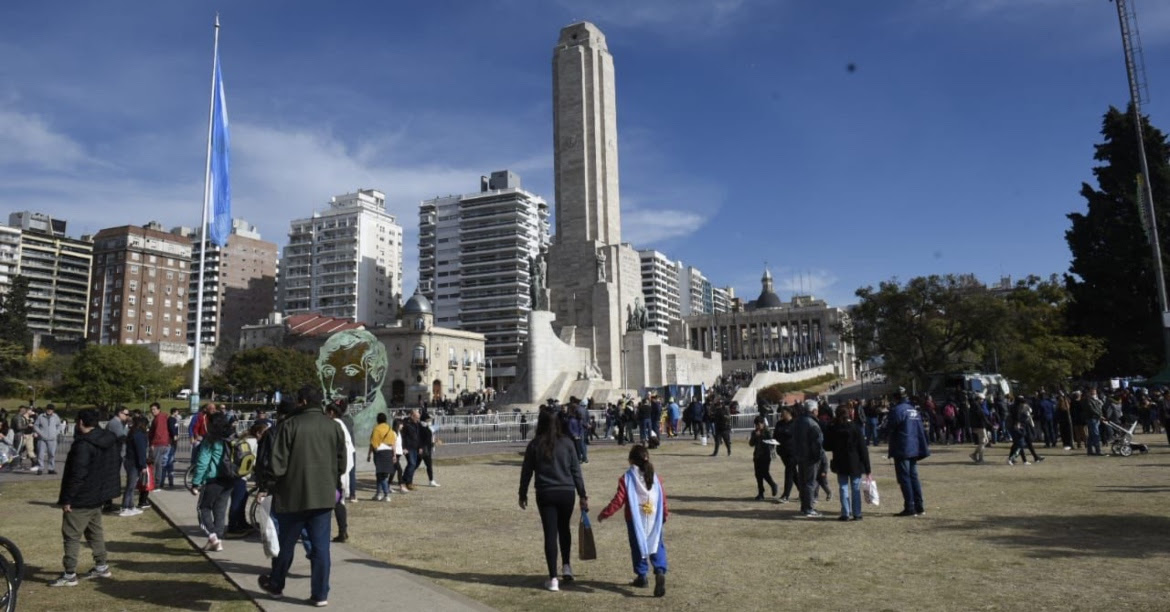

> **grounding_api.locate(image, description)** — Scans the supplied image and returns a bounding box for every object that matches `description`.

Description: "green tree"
[1066,105,1170,377]
[0,274,31,350]
[844,275,1009,388]
[843,274,1102,391]
[61,344,170,409]
[223,346,316,402]
[996,277,1106,391]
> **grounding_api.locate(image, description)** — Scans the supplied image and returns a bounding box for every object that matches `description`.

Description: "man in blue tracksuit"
[886,388,930,517]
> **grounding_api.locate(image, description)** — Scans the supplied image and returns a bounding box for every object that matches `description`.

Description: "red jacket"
[149,413,172,447]
[598,473,670,523]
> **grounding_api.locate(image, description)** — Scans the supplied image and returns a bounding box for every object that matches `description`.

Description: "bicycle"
[0,536,25,612]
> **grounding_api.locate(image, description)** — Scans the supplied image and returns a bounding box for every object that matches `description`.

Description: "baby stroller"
[0,439,17,472]
[1103,420,1148,457]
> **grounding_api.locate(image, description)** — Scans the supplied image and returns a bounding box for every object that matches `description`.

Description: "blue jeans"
[271,508,332,602]
[640,419,652,442]
[228,477,248,531]
[403,449,420,485]
[893,459,924,514]
[348,453,357,499]
[865,418,878,445]
[1087,418,1102,455]
[575,437,588,462]
[163,444,176,486]
[624,520,667,577]
[837,474,862,519]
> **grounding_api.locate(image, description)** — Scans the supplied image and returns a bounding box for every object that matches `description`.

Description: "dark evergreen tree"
[0,274,31,350]
[1066,106,1170,377]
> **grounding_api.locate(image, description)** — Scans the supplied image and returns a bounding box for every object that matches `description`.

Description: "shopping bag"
[257,496,280,559]
[578,513,597,561]
[137,465,155,493]
[863,476,880,506]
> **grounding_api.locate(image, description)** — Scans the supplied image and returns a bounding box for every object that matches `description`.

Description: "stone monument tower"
[546,22,642,383]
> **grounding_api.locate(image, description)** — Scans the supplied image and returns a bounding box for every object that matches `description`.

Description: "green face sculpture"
[317,330,388,405]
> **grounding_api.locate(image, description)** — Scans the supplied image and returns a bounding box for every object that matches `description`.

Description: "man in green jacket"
[258,389,346,606]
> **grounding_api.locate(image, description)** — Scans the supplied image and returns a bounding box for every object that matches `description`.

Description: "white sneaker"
[561,564,574,582]
[118,508,142,517]
[545,577,559,592]
[397,486,408,493]
[430,480,440,487]
[203,536,222,552]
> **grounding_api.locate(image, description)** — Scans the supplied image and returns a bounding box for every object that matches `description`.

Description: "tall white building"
[419,171,550,388]
[638,249,683,339]
[712,286,733,314]
[281,189,403,326]
[680,265,713,317]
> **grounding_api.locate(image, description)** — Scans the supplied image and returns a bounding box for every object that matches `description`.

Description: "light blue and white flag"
[208,53,231,247]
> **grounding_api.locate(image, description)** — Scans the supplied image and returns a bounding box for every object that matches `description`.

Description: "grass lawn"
[0,480,255,611]
[345,432,1170,612]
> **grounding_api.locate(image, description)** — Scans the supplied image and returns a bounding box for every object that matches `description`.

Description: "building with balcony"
[8,212,93,340]
[280,189,403,326]
[418,171,550,390]
[88,222,192,350]
[0,225,20,297]
[173,219,277,350]
[638,249,683,340]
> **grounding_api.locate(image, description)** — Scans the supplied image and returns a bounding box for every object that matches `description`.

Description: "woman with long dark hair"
[190,412,235,552]
[823,405,871,521]
[519,408,588,591]
[368,412,395,501]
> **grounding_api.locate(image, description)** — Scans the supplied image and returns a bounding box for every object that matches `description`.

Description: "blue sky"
[2,0,1169,307]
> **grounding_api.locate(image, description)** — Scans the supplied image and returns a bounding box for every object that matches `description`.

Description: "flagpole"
[191,14,220,414]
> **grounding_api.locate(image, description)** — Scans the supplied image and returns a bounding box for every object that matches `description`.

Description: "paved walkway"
[149,488,493,611]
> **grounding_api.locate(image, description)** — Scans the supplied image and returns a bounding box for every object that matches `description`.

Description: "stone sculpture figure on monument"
[595,247,607,282]
[636,297,650,331]
[626,303,638,332]
[529,250,549,310]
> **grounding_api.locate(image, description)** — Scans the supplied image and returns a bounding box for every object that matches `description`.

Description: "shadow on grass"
[669,495,743,503]
[1094,485,1170,493]
[92,577,246,610]
[671,507,782,521]
[24,500,57,507]
[345,556,595,594]
[932,514,1170,559]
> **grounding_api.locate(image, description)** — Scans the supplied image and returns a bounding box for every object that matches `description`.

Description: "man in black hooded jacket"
[52,409,122,587]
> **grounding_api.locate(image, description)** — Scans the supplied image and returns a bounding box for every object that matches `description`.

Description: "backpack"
[944,403,956,420]
[219,438,256,479]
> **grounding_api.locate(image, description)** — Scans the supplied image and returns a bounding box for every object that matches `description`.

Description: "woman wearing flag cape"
[598,444,669,597]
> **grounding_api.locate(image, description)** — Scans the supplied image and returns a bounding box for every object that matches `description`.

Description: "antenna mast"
[1112,0,1170,368]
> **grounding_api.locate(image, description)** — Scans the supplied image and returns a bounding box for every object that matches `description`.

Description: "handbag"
[578,512,597,561]
[863,475,880,506]
[137,464,155,493]
[257,496,280,559]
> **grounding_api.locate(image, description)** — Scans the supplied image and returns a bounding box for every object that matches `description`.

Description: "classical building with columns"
[668,268,857,380]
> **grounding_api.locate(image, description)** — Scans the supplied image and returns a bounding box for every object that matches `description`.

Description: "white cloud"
[621,208,707,246]
[0,109,93,171]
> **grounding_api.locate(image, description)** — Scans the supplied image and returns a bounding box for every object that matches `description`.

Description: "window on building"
[149,255,156,264]
[177,287,184,297]
[165,286,172,295]
[146,296,154,306]
[163,313,171,322]
[125,323,135,332]
[164,299,171,308]
[144,325,152,335]
[162,327,170,337]
[129,280,138,291]
[148,268,155,277]
[114,295,121,303]
[127,309,135,318]
[127,295,136,305]
[148,282,155,293]
[130,252,140,261]
[145,311,153,320]
[130,265,139,274]
[166,271,173,280]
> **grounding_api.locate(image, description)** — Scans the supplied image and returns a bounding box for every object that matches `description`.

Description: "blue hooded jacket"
[887,400,931,461]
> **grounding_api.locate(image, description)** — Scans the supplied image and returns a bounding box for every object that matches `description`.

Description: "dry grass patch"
[0,480,255,611]
[346,434,1170,612]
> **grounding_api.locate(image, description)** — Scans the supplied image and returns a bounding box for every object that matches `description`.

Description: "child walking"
[598,445,669,597]
[749,416,778,500]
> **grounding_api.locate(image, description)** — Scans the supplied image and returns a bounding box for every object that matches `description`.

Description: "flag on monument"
[208,52,231,247]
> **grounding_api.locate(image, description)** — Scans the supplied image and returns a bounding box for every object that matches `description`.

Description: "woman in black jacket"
[120,415,150,516]
[823,405,871,521]
[519,408,588,592]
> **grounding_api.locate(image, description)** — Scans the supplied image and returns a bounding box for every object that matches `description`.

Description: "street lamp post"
[487,358,493,391]
[140,385,148,404]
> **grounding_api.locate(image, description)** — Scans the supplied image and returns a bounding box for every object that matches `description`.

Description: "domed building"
[372,288,487,406]
[668,267,856,380]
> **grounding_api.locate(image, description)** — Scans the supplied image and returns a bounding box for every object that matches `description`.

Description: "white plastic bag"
[863,476,880,506]
[257,496,280,558]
